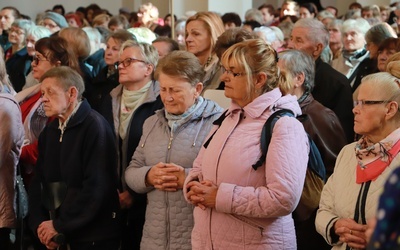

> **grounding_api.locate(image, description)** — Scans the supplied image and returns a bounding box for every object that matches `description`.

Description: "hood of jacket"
[227,88,302,119]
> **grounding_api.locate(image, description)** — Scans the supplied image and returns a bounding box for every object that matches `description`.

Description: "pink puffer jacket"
[184,88,309,250]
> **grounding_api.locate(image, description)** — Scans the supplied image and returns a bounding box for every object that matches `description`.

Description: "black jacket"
[5,47,31,92]
[28,99,121,244]
[313,57,355,143]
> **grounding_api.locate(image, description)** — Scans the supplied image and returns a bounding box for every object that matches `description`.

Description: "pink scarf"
[355,128,400,184]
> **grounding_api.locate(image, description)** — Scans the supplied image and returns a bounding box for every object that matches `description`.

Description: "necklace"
[204,55,212,68]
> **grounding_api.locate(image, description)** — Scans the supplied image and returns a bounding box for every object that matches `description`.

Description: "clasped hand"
[334,218,368,249]
[146,162,185,191]
[37,220,59,249]
[186,180,218,210]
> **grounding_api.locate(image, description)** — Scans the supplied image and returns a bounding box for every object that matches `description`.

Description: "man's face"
[289,27,318,58]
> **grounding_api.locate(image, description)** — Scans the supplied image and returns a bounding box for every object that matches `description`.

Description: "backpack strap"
[203,109,228,149]
[252,109,295,170]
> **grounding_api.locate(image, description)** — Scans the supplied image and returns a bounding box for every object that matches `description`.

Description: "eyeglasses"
[353,100,389,108]
[9,28,25,36]
[220,66,245,78]
[32,55,48,65]
[118,57,147,67]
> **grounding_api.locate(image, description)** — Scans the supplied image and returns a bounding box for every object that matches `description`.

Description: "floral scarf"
[355,128,400,184]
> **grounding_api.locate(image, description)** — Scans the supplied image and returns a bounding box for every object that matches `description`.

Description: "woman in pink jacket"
[184,39,309,249]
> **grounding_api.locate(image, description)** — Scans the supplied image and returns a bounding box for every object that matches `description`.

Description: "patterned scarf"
[355,128,400,184]
[119,81,151,140]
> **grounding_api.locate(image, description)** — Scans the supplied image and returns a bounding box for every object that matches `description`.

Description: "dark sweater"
[28,99,121,244]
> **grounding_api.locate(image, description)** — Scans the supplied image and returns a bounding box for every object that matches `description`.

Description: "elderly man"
[332,18,370,88]
[28,67,120,250]
[289,18,354,142]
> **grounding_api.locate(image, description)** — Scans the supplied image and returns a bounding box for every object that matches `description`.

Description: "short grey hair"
[365,22,397,45]
[341,18,370,36]
[12,19,35,36]
[293,18,329,48]
[26,25,51,41]
[40,66,85,99]
[278,49,315,94]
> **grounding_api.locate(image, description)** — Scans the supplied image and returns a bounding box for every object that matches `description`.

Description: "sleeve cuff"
[215,182,235,213]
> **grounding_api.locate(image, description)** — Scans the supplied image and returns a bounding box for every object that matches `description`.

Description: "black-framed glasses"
[220,66,245,78]
[118,57,147,67]
[32,55,48,65]
[353,100,389,108]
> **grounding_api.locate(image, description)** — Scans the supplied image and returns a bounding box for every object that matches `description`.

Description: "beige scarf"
[119,81,152,139]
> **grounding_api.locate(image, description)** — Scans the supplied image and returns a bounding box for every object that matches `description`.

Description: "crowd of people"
[1,0,400,249]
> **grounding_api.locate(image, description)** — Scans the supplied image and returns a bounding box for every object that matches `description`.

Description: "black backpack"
[253,109,326,221]
[204,109,326,221]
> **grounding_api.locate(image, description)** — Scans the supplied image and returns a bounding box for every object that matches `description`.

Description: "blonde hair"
[386,53,400,75]
[186,12,224,51]
[0,49,13,92]
[221,39,280,103]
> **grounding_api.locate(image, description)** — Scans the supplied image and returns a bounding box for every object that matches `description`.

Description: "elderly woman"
[22,25,51,90]
[185,11,225,94]
[376,38,400,72]
[315,68,400,249]
[28,66,120,250]
[332,18,370,89]
[16,36,80,188]
[0,47,24,250]
[125,50,222,249]
[5,19,34,92]
[278,49,347,250]
[99,41,163,250]
[184,39,309,249]
[353,23,397,92]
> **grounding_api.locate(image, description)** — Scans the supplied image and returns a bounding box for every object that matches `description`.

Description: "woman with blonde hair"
[185,11,224,94]
[184,39,309,249]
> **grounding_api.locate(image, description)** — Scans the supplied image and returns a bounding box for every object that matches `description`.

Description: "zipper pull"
[167,136,173,149]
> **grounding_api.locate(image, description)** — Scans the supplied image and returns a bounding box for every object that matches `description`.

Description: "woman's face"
[31,51,55,80]
[43,18,61,34]
[26,34,37,56]
[164,16,172,27]
[67,18,79,27]
[40,77,71,120]
[185,20,212,57]
[220,62,251,107]
[8,26,25,46]
[118,47,150,87]
[299,7,313,19]
[328,25,342,45]
[104,37,121,66]
[159,73,201,115]
[353,82,389,140]
[342,29,366,52]
[377,48,397,72]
